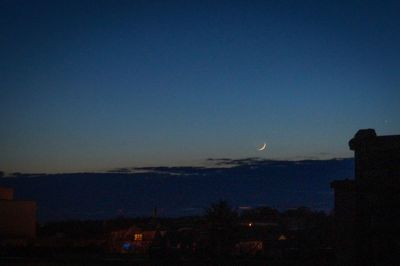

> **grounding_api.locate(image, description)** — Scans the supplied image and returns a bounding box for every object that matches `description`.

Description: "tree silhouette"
[204,200,238,258]
[205,200,238,227]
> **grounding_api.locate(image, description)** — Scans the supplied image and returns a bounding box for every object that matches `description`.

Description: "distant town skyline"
[1,1,399,173]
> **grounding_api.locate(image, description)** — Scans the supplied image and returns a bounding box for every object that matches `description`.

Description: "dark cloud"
[107,157,353,176]
[133,166,206,173]
[209,157,261,166]
[1,158,354,221]
[107,168,134,173]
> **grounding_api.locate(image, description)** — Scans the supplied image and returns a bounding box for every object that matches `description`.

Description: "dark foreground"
[0,256,334,266]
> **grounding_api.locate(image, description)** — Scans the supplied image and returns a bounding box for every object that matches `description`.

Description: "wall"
[0,200,37,239]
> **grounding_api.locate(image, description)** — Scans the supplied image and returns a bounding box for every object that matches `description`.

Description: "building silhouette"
[0,186,37,245]
[331,129,400,266]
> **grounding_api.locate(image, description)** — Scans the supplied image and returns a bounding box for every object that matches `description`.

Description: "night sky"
[1,0,399,173]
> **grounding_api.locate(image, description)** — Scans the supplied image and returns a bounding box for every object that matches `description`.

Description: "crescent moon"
[258,143,267,151]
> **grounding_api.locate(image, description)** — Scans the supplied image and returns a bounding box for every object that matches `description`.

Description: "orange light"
[134,233,143,241]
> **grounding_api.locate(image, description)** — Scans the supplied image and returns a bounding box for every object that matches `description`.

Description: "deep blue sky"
[1,0,399,173]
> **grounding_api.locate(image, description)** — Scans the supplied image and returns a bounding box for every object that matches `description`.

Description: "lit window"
[134,233,143,241]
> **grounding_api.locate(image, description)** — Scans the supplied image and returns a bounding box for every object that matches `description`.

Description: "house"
[108,225,163,254]
[0,186,37,246]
